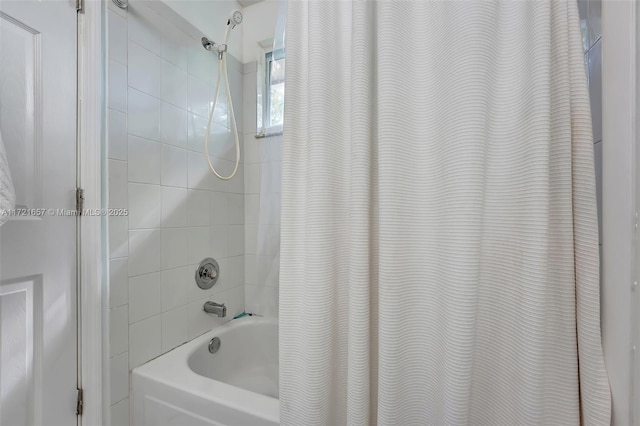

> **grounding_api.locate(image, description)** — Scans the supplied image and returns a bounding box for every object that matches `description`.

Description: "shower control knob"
[195,258,220,290]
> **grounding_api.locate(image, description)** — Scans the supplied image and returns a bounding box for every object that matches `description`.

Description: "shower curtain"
[280,1,611,425]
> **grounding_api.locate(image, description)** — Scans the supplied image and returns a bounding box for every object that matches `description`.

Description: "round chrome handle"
[195,258,219,290]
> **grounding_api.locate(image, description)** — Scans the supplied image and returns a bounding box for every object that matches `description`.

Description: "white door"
[0,1,78,425]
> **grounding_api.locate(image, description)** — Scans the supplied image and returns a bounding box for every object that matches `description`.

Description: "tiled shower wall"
[578,0,603,248]
[106,1,244,422]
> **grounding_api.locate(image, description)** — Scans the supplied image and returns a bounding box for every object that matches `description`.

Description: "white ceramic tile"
[228,226,244,257]
[245,163,260,194]
[210,192,228,225]
[161,186,187,228]
[128,183,161,229]
[187,75,210,119]
[129,315,161,368]
[109,160,128,209]
[128,272,161,323]
[108,61,127,113]
[187,189,209,227]
[110,258,129,308]
[161,145,188,188]
[110,352,129,404]
[161,228,188,270]
[225,255,244,287]
[187,151,213,191]
[243,69,258,135]
[244,224,258,255]
[108,10,128,65]
[228,163,244,194]
[161,306,188,352]
[108,109,128,161]
[228,194,244,225]
[267,135,283,162]
[128,41,161,98]
[161,27,188,70]
[244,134,260,164]
[161,266,189,311]
[245,194,259,225]
[128,88,160,141]
[160,102,188,148]
[210,225,228,259]
[161,60,188,109]
[128,229,161,277]
[245,254,257,285]
[211,90,231,130]
[110,305,128,357]
[595,141,602,244]
[128,6,162,56]
[209,157,236,192]
[187,227,211,265]
[187,113,207,153]
[187,299,221,339]
[128,135,161,184]
[110,397,129,426]
[213,285,244,318]
[588,39,602,143]
[109,216,129,259]
[207,123,235,162]
[227,63,244,132]
[187,43,216,83]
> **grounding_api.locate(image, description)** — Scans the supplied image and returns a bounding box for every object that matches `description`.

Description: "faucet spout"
[203,301,227,318]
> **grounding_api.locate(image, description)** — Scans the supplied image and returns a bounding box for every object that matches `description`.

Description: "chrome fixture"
[201,36,227,60]
[111,0,128,9]
[195,258,219,289]
[204,301,227,318]
[201,37,215,51]
[208,337,221,354]
[227,9,243,29]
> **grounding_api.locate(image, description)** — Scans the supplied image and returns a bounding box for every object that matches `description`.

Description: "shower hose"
[205,27,240,180]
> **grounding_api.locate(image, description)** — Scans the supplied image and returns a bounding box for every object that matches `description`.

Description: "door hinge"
[76,0,84,13]
[76,188,84,215]
[76,388,84,416]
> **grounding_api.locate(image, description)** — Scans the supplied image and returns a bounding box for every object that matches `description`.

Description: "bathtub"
[132,316,279,426]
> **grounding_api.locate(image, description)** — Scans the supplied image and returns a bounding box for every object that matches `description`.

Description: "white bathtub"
[132,317,279,426]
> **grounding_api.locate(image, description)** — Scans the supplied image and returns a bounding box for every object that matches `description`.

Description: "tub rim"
[132,316,279,424]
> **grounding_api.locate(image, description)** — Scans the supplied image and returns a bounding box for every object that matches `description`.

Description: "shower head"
[227,9,243,29]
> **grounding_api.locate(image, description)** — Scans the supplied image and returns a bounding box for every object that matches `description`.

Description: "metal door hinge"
[76,188,84,215]
[76,388,84,416]
[76,0,84,13]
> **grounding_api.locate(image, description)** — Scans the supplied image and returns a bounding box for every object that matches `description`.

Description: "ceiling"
[237,0,265,7]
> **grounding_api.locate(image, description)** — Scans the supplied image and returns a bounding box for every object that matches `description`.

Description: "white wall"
[162,0,244,61]
[106,1,245,423]
[241,0,281,63]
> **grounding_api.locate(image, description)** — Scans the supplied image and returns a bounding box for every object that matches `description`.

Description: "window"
[258,49,285,135]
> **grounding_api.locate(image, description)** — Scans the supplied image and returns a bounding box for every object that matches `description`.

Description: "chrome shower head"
[227,9,243,29]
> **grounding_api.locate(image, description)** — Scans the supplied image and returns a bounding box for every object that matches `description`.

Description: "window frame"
[258,48,285,137]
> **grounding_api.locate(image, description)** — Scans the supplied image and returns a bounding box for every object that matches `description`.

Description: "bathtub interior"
[188,319,279,398]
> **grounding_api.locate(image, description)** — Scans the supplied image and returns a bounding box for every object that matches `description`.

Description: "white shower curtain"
[280,1,611,425]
